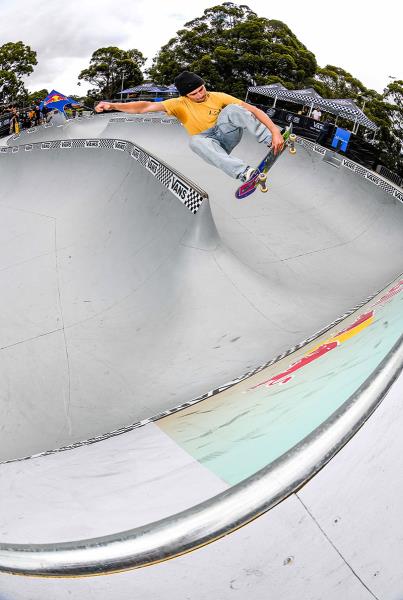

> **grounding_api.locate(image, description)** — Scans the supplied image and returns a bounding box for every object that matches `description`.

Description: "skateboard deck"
[235,125,296,199]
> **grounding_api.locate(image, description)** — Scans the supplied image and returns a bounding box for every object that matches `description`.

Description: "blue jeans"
[189,104,272,179]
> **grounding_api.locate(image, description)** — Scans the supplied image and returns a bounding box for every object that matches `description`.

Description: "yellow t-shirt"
[161,92,243,135]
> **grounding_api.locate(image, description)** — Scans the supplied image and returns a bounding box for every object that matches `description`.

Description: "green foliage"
[0,41,37,77]
[148,3,317,95]
[26,89,49,105]
[78,47,146,99]
[311,67,402,173]
[0,41,37,103]
[314,65,366,98]
[382,80,403,143]
[79,89,101,108]
[370,81,403,175]
[384,80,403,109]
[0,70,22,102]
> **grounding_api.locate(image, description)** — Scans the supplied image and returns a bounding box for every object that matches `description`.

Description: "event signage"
[331,128,352,152]
[264,106,329,135]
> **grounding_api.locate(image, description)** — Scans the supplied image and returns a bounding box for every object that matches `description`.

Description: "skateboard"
[235,126,296,199]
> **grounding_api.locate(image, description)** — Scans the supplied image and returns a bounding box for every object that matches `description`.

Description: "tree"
[314,65,366,99]
[383,80,403,139]
[0,41,37,78]
[0,70,22,103]
[148,3,317,96]
[366,81,403,175]
[0,41,37,103]
[26,89,49,105]
[78,47,145,99]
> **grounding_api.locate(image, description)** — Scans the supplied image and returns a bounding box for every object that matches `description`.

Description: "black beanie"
[174,71,205,96]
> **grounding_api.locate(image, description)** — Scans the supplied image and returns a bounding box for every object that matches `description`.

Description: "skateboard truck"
[288,133,297,154]
[257,172,268,193]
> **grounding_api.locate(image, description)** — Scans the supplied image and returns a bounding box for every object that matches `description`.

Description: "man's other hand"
[271,130,284,155]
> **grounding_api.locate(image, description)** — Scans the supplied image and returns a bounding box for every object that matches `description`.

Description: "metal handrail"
[1,335,402,578]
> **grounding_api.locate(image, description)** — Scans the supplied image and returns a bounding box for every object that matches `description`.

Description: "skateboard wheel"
[289,147,297,154]
[260,186,269,193]
[258,173,266,182]
[289,134,297,141]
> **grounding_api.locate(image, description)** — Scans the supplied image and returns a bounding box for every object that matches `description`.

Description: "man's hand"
[95,101,112,113]
[271,129,284,155]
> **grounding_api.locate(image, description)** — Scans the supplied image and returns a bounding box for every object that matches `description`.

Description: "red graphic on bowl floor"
[251,280,403,390]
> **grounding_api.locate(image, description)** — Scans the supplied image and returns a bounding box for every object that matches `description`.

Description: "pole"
[120,72,125,101]
[244,89,249,102]
[308,102,314,117]
[273,96,277,108]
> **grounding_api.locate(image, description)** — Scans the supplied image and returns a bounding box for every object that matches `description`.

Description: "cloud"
[0,0,147,93]
[0,0,401,95]
[1,0,130,55]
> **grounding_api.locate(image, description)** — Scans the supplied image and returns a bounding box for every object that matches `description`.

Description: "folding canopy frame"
[246,84,378,134]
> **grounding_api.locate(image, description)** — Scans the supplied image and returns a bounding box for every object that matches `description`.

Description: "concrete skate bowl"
[5,112,168,146]
[0,120,403,598]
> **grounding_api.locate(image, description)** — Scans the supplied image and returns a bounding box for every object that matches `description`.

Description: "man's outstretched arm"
[95,101,167,114]
[240,101,284,155]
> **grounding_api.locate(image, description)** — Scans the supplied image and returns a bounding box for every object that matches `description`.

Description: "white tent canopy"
[247,84,378,132]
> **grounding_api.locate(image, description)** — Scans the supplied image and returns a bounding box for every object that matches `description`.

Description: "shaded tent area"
[246,84,377,134]
[120,83,178,100]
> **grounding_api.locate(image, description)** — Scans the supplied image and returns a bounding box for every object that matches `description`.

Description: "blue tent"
[39,90,79,112]
[121,83,178,94]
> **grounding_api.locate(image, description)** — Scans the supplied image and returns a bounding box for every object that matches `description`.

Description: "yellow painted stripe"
[307,316,374,355]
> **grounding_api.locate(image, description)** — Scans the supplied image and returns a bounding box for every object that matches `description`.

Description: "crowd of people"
[0,104,52,134]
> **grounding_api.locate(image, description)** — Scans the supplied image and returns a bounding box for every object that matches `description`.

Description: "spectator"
[298,106,308,116]
[34,104,41,126]
[28,107,35,126]
[22,111,31,129]
[312,107,322,121]
[42,105,50,122]
[9,108,20,134]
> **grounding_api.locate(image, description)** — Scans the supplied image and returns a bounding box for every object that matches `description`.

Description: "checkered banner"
[294,136,402,202]
[249,85,378,131]
[0,138,207,214]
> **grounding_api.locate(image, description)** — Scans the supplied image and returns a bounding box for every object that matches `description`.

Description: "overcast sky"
[0,0,401,98]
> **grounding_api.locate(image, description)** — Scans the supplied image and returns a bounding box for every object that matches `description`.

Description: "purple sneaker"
[235,168,260,199]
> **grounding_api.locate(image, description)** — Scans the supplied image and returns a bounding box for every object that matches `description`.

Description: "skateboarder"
[95,71,284,184]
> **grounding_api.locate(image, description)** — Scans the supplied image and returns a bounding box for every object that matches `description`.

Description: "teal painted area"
[159,284,403,485]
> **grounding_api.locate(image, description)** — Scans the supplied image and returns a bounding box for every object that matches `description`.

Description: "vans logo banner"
[170,177,190,201]
[131,146,141,160]
[85,139,100,148]
[146,157,160,175]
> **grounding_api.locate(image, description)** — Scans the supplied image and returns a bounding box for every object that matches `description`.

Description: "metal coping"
[0,137,208,215]
[0,335,402,577]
